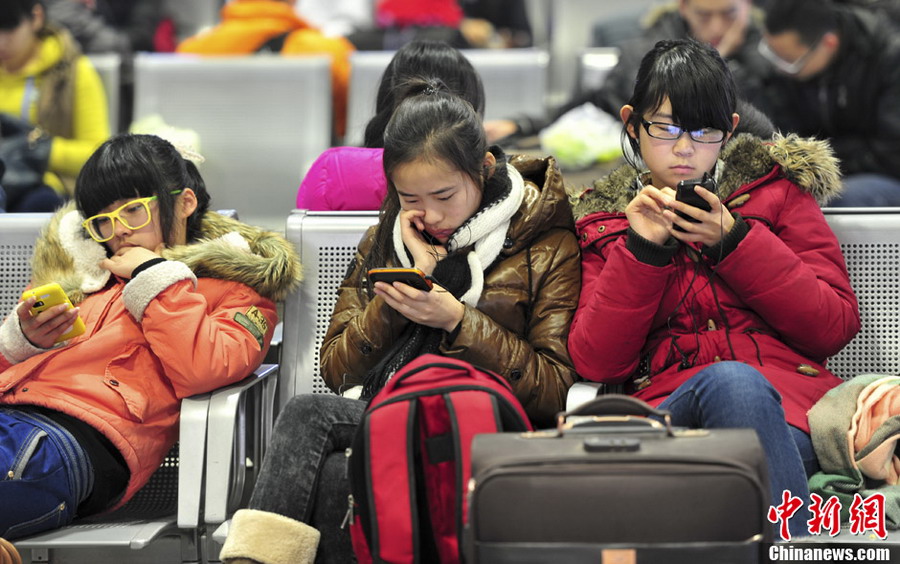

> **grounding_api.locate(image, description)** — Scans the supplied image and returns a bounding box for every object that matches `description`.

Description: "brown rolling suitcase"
[465,395,772,564]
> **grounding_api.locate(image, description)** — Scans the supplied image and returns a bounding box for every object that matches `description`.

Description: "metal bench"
[133,54,333,232]
[344,49,549,147]
[1,213,277,564]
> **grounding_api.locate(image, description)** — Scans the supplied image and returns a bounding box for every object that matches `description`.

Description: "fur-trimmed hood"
[31,203,301,304]
[572,133,842,220]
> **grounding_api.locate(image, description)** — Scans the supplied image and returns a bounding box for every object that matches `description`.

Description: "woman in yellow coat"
[0,0,110,212]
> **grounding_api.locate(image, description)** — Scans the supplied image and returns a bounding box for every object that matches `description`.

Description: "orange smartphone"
[21,282,86,343]
[367,267,433,292]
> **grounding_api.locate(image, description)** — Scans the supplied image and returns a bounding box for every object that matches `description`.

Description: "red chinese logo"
[848,492,887,539]
[767,491,888,540]
[767,490,804,541]
[807,493,842,537]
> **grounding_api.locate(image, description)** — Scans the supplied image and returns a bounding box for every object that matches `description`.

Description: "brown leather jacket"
[320,154,581,427]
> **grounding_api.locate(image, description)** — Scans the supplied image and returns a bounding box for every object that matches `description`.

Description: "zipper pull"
[341,494,355,529]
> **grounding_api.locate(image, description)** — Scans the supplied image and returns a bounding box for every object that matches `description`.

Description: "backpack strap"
[445,391,502,536]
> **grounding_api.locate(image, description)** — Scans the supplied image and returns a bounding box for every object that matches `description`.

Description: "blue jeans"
[0,408,93,540]
[829,173,900,207]
[657,363,816,540]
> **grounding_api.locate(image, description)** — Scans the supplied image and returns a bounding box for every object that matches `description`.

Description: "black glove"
[0,112,35,137]
[0,113,52,207]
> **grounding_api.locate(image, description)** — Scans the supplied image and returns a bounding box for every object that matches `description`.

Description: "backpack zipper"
[341,494,354,529]
[341,447,354,528]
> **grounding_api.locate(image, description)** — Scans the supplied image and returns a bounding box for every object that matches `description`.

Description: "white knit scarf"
[391,163,525,305]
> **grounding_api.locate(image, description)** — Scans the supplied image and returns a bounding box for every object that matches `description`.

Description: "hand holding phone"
[20,282,86,343]
[674,174,716,232]
[367,268,434,292]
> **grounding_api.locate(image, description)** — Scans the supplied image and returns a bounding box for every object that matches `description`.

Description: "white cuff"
[123,261,197,322]
[0,307,49,364]
[220,509,320,564]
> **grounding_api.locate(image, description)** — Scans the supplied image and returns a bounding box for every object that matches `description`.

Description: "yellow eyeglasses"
[82,190,182,243]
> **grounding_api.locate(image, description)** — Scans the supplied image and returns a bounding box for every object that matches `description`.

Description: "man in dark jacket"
[485,0,771,143]
[759,0,900,206]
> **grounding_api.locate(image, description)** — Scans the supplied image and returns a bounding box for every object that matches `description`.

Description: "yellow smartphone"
[21,282,86,343]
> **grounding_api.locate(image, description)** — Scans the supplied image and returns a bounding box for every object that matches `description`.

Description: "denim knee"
[279,395,328,427]
[277,394,356,429]
[691,362,782,407]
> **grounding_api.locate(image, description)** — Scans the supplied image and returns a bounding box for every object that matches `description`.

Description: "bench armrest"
[204,364,279,524]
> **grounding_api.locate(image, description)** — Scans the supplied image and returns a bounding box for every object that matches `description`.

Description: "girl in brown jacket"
[221,79,581,564]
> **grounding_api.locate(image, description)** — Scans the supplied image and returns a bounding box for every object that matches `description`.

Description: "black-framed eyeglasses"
[641,120,727,144]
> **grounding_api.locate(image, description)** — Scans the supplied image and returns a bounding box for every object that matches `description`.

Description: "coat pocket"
[103,347,156,423]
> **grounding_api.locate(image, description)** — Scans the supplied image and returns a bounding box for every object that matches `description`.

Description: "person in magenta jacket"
[0,134,300,541]
[295,39,483,211]
[567,39,860,540]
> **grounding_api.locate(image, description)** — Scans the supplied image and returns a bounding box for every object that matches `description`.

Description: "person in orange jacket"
[0,133,300,541]
[177,0,354,139]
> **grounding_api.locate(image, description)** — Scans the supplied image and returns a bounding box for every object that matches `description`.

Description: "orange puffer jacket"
[0,206,300,508]
[177,0,354,136]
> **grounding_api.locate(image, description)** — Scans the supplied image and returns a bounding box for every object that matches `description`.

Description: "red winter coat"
[568,134,860,433]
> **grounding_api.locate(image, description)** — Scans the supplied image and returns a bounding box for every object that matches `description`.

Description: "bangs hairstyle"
[361,78,488,287]
[0,0,38,31]
[624,39,737,166]
[363,39,485,148]
[75,134,211,246]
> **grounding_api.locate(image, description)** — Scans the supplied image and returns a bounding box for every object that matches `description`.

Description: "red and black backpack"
[347,354,532,563]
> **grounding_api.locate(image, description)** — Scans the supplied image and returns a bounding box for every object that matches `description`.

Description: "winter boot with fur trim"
[0,538,21,564]
[220,509,320,564]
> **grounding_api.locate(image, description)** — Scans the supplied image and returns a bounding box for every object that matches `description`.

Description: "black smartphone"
[367,267,433,292]
[674,174,716,231]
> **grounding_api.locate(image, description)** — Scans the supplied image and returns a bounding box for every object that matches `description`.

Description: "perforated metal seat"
[279,210,379,408]
[0,213,278,564]
[578,47,620,95]
[86,53,121,133]
[823,210,900,378]
[344,49,549,147]
[0,214,49,317]
[133,54,333,232]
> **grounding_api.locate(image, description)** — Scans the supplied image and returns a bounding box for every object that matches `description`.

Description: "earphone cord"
[707,203,737,361]
[666,249,702,369]
[667,202,736,367]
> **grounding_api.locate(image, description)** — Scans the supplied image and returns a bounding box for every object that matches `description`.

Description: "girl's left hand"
[373,281,465,333]
[663,185,735,247]
[100,245,164,279]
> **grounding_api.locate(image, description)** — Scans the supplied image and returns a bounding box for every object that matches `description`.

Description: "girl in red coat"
[567,39,860,540]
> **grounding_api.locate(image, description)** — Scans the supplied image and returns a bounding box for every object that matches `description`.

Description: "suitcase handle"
[556,394,674,437]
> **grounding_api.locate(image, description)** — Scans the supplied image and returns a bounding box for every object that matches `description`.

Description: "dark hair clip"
[424,85,438,96]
